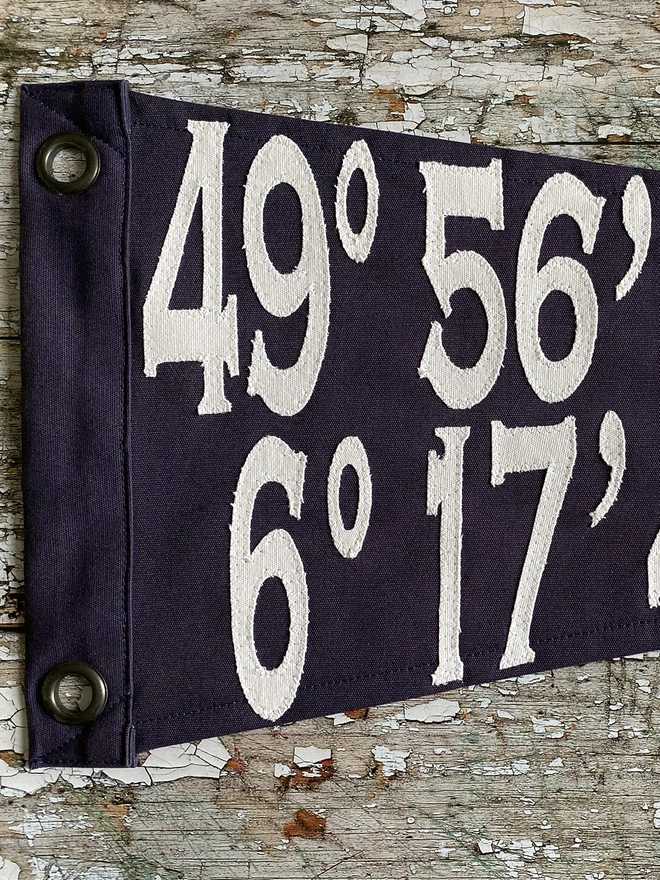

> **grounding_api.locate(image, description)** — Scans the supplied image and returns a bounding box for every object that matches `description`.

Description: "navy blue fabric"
[19,80,660,768]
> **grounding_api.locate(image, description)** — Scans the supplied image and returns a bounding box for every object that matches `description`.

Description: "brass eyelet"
[40,661,108,725]
[35,132,101,195]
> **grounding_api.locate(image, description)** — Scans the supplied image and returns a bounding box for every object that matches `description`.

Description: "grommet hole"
[54,673,93,714]
[41,660,108,725]
[35,133,101,195]
[49,145,87,183]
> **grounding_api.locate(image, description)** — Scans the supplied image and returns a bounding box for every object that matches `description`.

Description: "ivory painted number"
[143,121,239,415]
[230,436,309,721]
[327,436,372,559]
[516,174,604,404]
[491,417,577,669]
[427,426,470,686]
[244,135,331,417]
[418,159,507,410]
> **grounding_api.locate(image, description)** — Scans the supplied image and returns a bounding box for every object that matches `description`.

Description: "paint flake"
[102,767,152,785]
[531,716,564,737]
[389,0,426,20]
[140,738,230,782]
[326,34,368,53]
[598,124,632,139]
[326,712,355,725]
[517,673,546,685]
[404,698,460,722]
[293,746,332,767]
[10,812,65,846]
[0,757,61,797]
[0,858,20,880]
[652,803,660,828]
[522,6,610,40]
[475,759,530,776]
[372,745,411,776]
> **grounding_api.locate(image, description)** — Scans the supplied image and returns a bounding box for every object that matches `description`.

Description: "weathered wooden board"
[2,631,660,879]
[2,0,660,877]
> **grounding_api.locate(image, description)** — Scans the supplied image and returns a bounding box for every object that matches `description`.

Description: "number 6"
[230,436,309,720]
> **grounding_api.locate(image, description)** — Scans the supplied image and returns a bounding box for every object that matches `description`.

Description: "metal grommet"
[35,132,100,195]
[40,661,108,725]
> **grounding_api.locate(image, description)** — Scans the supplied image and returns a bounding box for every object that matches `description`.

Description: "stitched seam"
[134,614,660,729]
[36,695,127,763]
[33,732,80,764]
[22,89,127,158]
[118,82,134,767]
[130,121,647,185]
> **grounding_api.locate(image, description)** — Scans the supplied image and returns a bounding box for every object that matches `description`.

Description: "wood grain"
[2,0,660,877]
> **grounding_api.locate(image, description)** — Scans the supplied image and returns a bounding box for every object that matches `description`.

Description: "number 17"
[427,417,577,684]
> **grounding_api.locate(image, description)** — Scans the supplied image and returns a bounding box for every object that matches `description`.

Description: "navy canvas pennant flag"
[18,79,660,769]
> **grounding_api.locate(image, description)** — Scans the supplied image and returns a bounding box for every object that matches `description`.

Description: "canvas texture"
[19,79,660,769]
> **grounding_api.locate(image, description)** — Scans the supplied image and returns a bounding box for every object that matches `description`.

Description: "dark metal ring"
[35,132,100,195]
[40,661,108,725]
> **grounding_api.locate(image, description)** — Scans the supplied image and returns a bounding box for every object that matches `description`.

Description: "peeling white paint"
[310,100,335,121]
[102,767,152,785]
[0,759,60,797]
[274,762,292,777]
[531,716,564,737]
[597,123,632,139]
[517,673,546,685]
[30,859,119,880]
[653,802,660,829]
[326,712,355,725]
[9,812,65,846]
[390,0,426,20]
[327,34,368,54]
[0,736,232,795]
[0,641,21,661]
[142,738,231,782]
[404,698,460,723]
[497,710,514,720]
[372,712,403,730]
[0,684,23,718]
[363,54,455,96]
[0,857,20,880]
[419,36,451,48]
[232,62,310,83]
[474,759,530,776]
[522,6,615,41]
[293,746,332,767]
[0,684,26,754]
[372,745,410,776]
[477,837,561,866]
